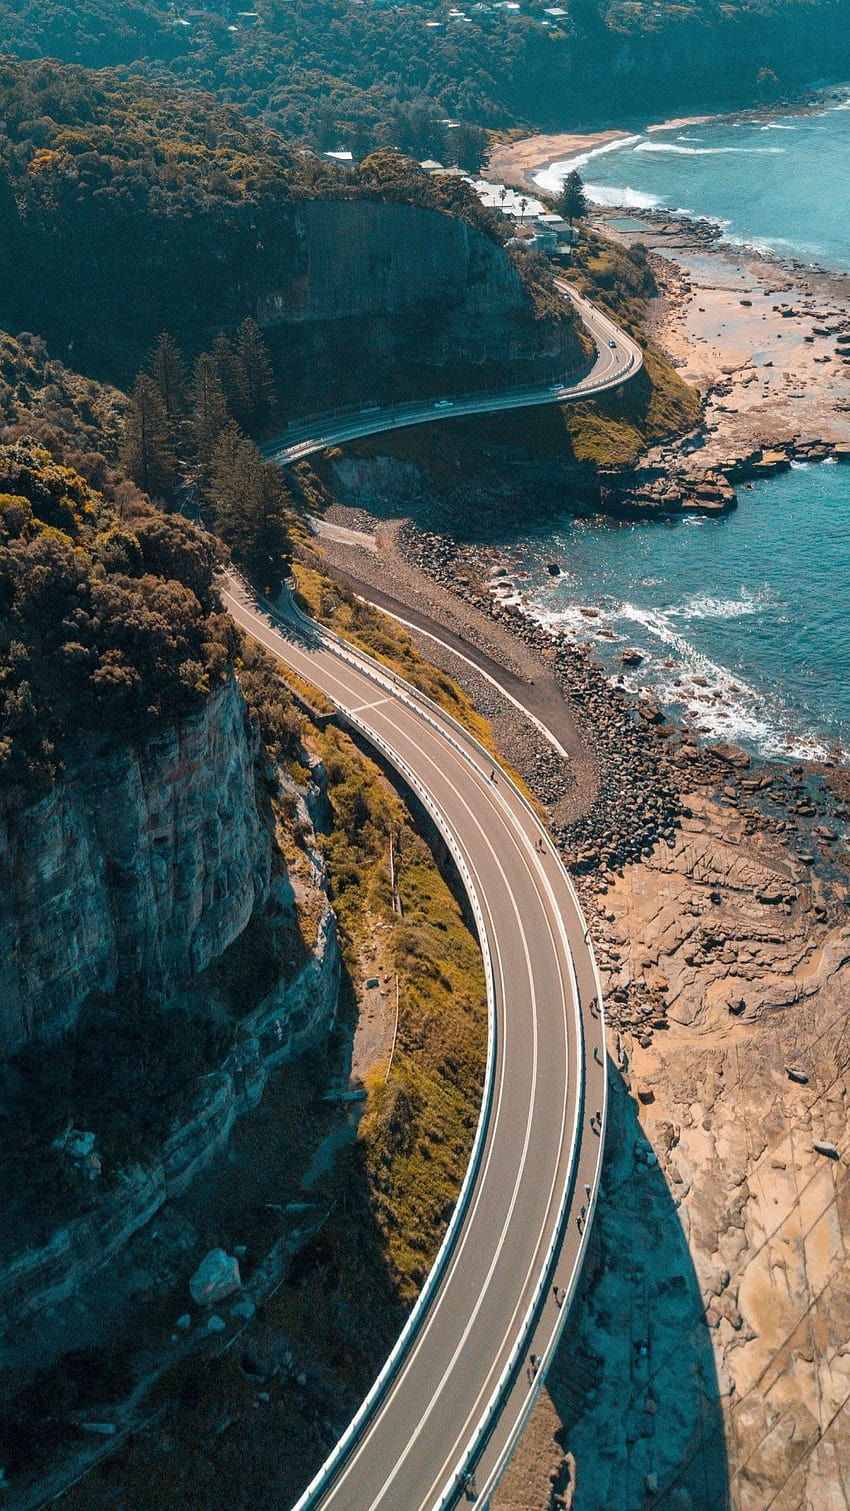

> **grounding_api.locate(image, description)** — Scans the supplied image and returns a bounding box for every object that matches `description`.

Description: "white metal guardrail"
[223,572,605,1509]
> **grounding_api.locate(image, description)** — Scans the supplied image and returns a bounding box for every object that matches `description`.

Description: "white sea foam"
[634,141,785,156]
[523,592,838,762]
[583,182,661,209]
[532,134,643,192]
[665,594,764,621]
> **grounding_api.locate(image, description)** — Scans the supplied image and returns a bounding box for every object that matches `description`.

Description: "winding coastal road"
[264,279,642,466]
[224,283,639,1509]
[224,573,607,1511]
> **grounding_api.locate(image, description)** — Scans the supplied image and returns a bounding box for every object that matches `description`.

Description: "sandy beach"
[487,116,720,193]
[488,122,850,474]
[487,128,629,190]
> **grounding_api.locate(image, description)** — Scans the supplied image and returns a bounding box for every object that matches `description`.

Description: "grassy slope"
[314,724,487,1303]
[291,558,534,784]
[562,231,702,464]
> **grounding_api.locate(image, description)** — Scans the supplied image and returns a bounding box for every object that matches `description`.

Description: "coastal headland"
[489,114,850,481]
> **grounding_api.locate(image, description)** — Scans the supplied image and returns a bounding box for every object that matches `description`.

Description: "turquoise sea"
[496,463,850,761]
[515,96,850,760]
[534,93,850,271]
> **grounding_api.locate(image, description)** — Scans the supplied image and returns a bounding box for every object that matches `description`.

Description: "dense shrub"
[0,437,233,789]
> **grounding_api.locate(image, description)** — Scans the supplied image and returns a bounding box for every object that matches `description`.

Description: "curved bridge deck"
[263,280,642,466]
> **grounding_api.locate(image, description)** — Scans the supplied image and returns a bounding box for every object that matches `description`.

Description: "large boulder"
[189,1249,242,1307]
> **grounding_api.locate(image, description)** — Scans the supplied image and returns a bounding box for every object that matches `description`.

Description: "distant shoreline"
[486,84,850,196]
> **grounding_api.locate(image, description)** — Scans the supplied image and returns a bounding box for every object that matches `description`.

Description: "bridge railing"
[261,281,642,464]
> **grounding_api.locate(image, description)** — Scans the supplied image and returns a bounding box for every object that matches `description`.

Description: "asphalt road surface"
[222,575,608,1511]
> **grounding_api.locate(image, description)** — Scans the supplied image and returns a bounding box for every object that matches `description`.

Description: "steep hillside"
[1,0,848,153]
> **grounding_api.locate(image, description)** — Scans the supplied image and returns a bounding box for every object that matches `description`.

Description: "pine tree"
[148,331,188,426]
[235,318,277,428]
[120,374,179,503]
[208,427,291,594]
[188,353,231,470]
[211,333,250,424]
[557,170,589,230]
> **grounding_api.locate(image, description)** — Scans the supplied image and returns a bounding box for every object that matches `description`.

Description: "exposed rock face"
[497,784,850,1511]
[0,893,340,1330]
[263,201,527,326]
[0,676,271,1053]
[260,200,585,404]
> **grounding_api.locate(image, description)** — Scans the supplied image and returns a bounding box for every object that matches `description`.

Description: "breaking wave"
[634,141,786,156]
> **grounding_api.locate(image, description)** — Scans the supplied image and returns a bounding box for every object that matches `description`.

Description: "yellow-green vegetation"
[235,625,490,1295]
[311,723,487,1302]
[0,438,230,789]
[563,231,702,464]
[293,559,502,760]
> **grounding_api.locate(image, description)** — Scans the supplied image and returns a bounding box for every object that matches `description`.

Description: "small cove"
[534,93,850,270]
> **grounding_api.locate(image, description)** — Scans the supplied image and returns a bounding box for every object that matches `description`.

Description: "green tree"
[208,426,292,594]
[120,374,179,503]
[147,331,188,427]
[557,170,589,230]
[188,353,231,468]
[448,123,488,175]
[211,333,250,424]
[236,318,278,428]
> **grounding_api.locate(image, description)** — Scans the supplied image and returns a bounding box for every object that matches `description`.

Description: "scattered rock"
[709,742,751,769]
[230,1298,256,1320]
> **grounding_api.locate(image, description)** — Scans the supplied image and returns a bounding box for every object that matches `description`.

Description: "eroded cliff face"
[0,676,271,1053]
[0,897,340,1332]
[260,200,586,405]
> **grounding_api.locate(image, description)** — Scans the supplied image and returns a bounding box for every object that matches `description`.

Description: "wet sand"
[487,129,629,190]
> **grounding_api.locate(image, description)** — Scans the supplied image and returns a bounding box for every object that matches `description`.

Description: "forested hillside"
[0,438,236,789]
[0,60,327,373]
[2,0,849,156]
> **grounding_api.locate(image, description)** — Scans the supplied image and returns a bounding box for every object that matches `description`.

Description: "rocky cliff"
[0,894,340,1332]
[258,200,587,406]
[0,675,271,1054]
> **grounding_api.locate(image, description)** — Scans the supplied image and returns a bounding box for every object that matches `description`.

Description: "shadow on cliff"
[544,1068,729,1511]
[0,966,413,1511]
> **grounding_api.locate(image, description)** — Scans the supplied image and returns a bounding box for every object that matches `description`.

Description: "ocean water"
[492,463,850,762]
[534,93,850,269]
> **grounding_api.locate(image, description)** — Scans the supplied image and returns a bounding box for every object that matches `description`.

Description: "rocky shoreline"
[311,464,850,1508]
[270,106,850,1506]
